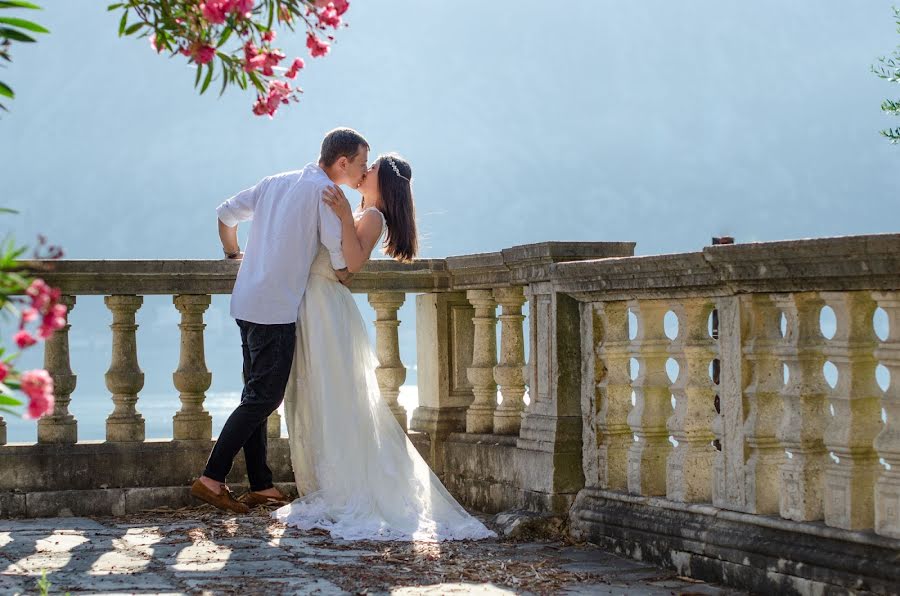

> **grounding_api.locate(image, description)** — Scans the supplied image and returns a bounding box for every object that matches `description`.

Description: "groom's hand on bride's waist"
[335,267,354,286]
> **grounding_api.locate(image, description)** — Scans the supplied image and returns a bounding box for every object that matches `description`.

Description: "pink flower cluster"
[252,79,297,117]
[20,369,54,420]
[200,0,253,25]
[306,32,330,58]
[16,279,67,348]
[243,41,287,76]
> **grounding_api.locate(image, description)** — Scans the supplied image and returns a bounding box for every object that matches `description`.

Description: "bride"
[272,153,496,542]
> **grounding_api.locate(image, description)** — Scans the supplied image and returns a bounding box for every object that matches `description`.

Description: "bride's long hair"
[376,153,418,262]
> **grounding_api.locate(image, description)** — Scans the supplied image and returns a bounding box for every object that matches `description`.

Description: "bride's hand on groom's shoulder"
[322,185,353,222]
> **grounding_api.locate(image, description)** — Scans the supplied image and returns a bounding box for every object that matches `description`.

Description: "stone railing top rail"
[554,233,900,301]
[19,241,635,295]
[16,235,898,297]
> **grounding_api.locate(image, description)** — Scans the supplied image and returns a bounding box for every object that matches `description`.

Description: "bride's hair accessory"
[385,156,410,182]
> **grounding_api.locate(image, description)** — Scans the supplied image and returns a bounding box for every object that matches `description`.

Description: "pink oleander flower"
[0,362,9,382]
[21,308,38,324]
[252,79,294,118]
[149,34,162,53]
[193,44,217,65]
[262,30,276,43]
[230,0,253,17]
[261,48,285,76]
[332,0,350,16]
[200,0,228,24]
[318,3,342,28]
[285,57,304,79]
[20,369,54,420]
[278,6,293,23]
[306,33,330,58]
[14,330,37,349]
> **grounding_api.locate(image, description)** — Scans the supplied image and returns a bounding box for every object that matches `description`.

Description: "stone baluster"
[369,292,407,430]
[172,295,213,441]
[594,301,632,491]
[822,292,882,530]
[267,411,282,439]
[741,294,784,514]
[38,295,78,444]
[104,295,145,442]
[626,300,672,496]
[493,286,527,435]
[466,290,498,434]
[873,292,900,538]
[666,298,717,503]
[774,292,828,522]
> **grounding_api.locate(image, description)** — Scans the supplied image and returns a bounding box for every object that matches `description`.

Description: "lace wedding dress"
[273,208,496,542]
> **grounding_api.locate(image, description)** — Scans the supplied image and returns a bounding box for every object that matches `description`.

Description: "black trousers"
[203,319,296,492]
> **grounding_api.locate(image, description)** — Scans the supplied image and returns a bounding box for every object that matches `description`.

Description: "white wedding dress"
[273,208,496,542]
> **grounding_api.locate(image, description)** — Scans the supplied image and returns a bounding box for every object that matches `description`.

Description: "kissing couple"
[189,127,495,542]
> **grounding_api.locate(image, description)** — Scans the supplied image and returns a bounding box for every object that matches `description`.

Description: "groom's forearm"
[218,219,240,256]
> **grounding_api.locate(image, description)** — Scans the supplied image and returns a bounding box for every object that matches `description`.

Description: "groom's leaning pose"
[191,127,370,513]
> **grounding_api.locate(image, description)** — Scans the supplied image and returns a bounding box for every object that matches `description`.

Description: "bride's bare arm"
[323,185,383,273]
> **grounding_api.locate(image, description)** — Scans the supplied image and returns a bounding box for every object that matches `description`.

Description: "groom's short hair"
[319,128,369,167]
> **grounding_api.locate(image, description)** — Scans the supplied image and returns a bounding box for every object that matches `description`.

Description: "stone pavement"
[0,506,742,595]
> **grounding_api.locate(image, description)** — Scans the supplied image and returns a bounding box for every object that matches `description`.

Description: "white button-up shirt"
[216,163,346,325]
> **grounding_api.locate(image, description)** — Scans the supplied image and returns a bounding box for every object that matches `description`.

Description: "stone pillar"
[713,295,753,511]
[38,295,78,444]
[626,300,672,496]
[873,292,899,538]
[172,295,213,441]
[775,292,828,522]
[105,295,145,442]
[369,292,408,430]
[493,286,527,435]
[517,289,585,513]
[267,411,281,439]
[666,298,717,503]
[412,292,475,473]
[594,301,632,491]
[742,295,784,514]
[822,292,882,530]
[465,290,497,434]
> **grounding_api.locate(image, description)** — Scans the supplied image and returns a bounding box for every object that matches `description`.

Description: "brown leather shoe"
[238,490,290,507]
[190,479,250,514]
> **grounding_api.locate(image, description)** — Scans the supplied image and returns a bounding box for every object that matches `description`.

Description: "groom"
[191,127,370,513]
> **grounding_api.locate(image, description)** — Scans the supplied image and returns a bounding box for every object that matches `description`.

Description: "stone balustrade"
[2,235,899,594]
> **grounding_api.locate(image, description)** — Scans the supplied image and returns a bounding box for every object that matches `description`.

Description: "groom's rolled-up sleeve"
[216,180,263,227]
[317,188,347,270]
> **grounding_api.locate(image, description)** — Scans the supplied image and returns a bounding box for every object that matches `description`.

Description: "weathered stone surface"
[0,509,731,595]
[571,487,900,596]
[0,439,293,495]
[491,509,566,540]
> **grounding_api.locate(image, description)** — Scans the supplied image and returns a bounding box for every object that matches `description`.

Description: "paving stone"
[0,518,107,532]
[182,576,345,595]
[38,571,178,593]
[391,583,516,594]
[170,557,311,577]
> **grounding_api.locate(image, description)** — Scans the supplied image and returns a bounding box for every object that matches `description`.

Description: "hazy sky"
[2,1,898,440]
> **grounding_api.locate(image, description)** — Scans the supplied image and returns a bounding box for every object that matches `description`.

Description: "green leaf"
[194,63,203,88]
[0,207,19,214]
[0,1,41,9]
[0,16,47,33]
[0,27,36,42]
[106,3,123,11]
[0,394,21,406]
[217,26,232,48]
[0,80,12,99]
[118,9,128,36]
[200,59,214,94]
[219,66,229,97]
[124,22,143,36]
